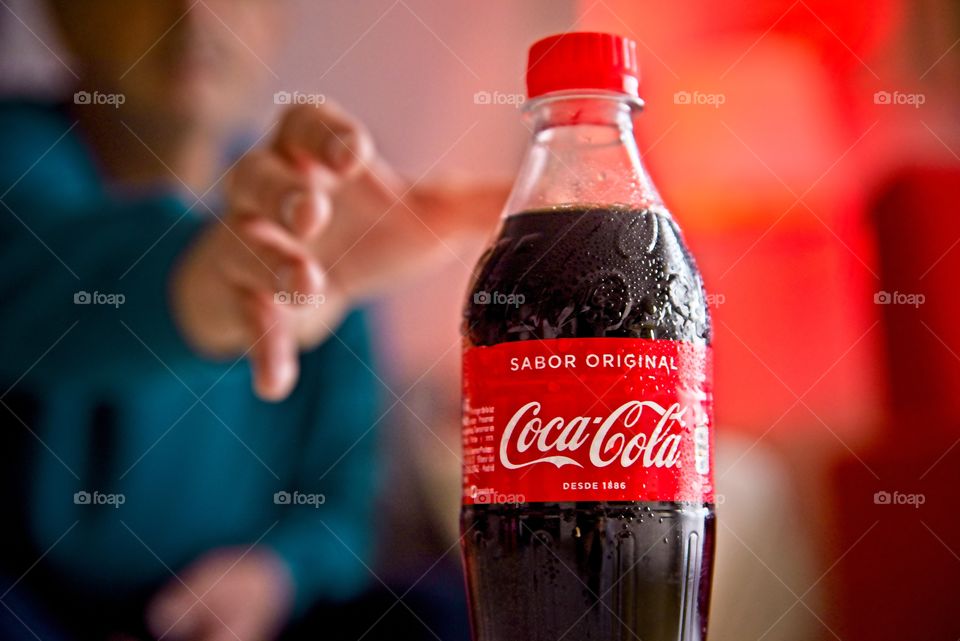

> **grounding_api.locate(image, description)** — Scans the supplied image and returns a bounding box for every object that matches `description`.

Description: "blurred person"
[0,1,503,640]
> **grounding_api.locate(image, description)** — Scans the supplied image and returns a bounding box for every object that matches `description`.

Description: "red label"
[462,338,714,504]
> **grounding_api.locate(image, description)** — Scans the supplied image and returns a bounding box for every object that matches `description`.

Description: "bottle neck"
[502,92,663,217]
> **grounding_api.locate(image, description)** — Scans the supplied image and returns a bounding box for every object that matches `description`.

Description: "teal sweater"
[0,101,380,615]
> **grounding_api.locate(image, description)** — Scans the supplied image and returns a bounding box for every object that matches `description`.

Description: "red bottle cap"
[526,32,639,100]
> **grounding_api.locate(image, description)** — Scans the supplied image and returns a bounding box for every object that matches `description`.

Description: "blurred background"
[2,0,958,639]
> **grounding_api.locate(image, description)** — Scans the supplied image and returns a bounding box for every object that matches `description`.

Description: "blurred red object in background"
[873,165,960,432]
[830,165,960,641]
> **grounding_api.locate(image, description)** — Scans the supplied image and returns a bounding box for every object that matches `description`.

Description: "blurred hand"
[171,102,367,400]
[146,547,292,641]
[172,101,509,401]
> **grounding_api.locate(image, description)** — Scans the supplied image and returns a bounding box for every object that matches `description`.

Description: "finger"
[228,149,332,238]
[279,188,332,240]
[220,218,325,297]
[245,292,299,401]
[274,102,374,176]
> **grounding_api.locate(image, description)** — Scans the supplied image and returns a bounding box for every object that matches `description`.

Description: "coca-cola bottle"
[461,32,715,641]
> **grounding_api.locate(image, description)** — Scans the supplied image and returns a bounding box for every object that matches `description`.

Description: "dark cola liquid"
[461,206,715,641]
